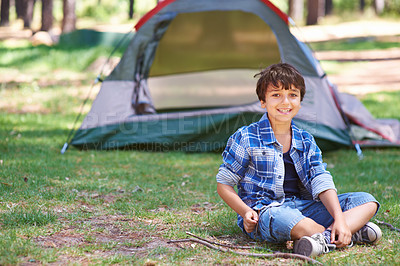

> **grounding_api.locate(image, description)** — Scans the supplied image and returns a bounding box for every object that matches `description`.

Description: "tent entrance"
[149,10,282,76]
[148,10,281,110]
[149,69,259,110]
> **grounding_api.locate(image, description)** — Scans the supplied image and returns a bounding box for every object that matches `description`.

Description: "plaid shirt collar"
[258,113,304,152]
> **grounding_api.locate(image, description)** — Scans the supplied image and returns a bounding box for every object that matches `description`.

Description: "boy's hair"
[255,63,306,102]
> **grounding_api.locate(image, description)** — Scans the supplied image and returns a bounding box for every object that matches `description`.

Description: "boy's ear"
[260,100,266,108]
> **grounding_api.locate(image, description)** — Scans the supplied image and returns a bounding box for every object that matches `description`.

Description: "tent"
[66,0,400,153]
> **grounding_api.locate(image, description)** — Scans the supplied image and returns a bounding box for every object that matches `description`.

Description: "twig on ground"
[185,231,262,250]
[167,233,322,265]
[375,219,400,233]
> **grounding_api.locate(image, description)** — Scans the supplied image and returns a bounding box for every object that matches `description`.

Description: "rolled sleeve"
[308,141,336,200]
[311,173,336,200]
[216,166,241,187]
[216,128,249,187]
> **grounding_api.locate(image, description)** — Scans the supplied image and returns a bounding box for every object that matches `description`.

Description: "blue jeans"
[247,192,379,243]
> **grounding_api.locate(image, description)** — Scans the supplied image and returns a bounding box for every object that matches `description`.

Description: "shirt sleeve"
[308,136,336,200]
[216,128,250,187]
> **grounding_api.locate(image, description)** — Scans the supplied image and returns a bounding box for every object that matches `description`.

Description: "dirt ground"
[292,19,400,95]
[321,58,400,95]
[299,20,400,95]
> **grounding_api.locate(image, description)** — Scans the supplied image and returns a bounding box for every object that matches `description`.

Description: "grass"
[0,41,125,79]
[1,34,400,265]
[359,91,400,120]
[309,36,400,51]
[1,209,57,228]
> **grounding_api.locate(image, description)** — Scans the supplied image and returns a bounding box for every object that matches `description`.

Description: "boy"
[216,63,381,257]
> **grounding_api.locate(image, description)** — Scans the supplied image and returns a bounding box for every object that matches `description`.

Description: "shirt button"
[279,154,282,157]
[262,151,266,155]
[278,175,282,179]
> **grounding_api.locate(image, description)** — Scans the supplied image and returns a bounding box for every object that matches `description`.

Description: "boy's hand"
[243,209,259,233]
[330,217,352,248]
[216,183,259,233]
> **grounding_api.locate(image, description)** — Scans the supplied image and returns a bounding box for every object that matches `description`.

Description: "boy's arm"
[217,182,258,233]
[319,189,352,247]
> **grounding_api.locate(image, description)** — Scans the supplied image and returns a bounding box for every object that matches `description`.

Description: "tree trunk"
[374,0,384,14]
[306,0,325,25]
[325,0,333,15]
[0,0,10,26]
[23,0,36,29]
[62,0,76,33]
[16,0,24,18]
[129,0,134,19]
[41,0,53,31]
[360,0,366,12]
[289,0,304,22]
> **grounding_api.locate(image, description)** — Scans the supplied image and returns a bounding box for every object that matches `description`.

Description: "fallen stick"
[375,219,400,233]
[185,231,262,250]
[168,234,322,265]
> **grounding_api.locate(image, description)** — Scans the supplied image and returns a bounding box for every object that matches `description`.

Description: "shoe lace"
[314,233,335,254]
[352,228,363,243]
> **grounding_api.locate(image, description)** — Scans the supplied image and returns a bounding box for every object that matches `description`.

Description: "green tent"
[66,0,400,153]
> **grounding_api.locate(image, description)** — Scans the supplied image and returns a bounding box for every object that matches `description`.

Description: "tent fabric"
[147,11,282,76]
[148,69,259,109]
[70,0,400,152]
[339,93,400,144]
[132,74,156,114]
[106,0,320,82]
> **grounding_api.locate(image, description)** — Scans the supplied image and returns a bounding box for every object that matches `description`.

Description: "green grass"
[1,209,57,228]
[309,37,400,51]
[359,91,400,121]
[0,41,125,75]
[1,36,400,265]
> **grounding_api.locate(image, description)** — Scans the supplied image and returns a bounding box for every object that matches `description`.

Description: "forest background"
[2,0,400,34]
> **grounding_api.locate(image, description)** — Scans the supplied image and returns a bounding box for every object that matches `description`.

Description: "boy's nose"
[282,95,290,104]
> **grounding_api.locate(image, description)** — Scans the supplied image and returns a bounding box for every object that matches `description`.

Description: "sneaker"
[294,233,336,257]
[352,222,382,245]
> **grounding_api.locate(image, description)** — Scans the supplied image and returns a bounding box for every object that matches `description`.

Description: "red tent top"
[134,0,289,31]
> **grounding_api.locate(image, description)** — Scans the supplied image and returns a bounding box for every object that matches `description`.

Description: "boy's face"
[260,84,301,125]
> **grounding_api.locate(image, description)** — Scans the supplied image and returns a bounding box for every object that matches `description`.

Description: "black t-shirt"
[283,151,301,197]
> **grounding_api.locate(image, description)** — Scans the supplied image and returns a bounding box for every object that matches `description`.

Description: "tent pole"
[60,75,102,154]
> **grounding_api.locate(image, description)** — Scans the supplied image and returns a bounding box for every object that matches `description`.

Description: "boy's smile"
[260,84,301,127]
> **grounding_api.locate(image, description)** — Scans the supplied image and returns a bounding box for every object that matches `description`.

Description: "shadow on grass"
[0,42,126,73]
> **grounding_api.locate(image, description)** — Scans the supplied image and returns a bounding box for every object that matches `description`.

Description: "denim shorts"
[246,192,379,243]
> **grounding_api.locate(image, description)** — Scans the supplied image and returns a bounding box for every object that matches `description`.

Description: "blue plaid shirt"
[216,113,336,230]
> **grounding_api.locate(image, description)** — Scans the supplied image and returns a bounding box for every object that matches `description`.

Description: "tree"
[0,0,10,26]
[41,0,53,31]
[129,0,134,19]
[306,0,325,25]
[289,0,304,22]
[325,0,333,15]
[23,0,36,29]
[360,0,366,12]
[62,0,76,33]
[374,0,384,14]
[360,0,384,14]
[16,0,24,18]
